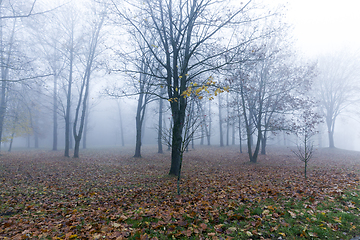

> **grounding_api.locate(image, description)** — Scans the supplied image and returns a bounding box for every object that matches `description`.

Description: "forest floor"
[0,145,360,239]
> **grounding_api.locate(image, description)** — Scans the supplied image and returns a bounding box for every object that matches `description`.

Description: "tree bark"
[169,107,185,175]
[261,131,267,155]
[134,103,143,157]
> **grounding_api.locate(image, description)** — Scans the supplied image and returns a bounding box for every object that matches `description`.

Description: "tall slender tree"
[73,4,105,158]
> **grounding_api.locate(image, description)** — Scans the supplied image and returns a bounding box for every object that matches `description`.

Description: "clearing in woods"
[0,146,360,239]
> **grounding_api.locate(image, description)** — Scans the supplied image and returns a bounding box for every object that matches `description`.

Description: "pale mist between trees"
[1,0,360,175]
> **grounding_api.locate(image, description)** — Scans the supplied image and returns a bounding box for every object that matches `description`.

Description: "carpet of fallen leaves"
[0,145,360,240]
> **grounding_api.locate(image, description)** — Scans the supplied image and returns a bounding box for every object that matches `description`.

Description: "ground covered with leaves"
[0,145,360,240]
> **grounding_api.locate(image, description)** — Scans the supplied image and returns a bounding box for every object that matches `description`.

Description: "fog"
[2,0,360,157]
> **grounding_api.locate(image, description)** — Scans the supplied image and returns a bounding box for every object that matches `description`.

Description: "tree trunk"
[326,116,335,148]
[219,94,224,147]
[232,115,235,145]
[70,120,73,149]
[52,74,58,151]
[0,79,7,152]
[169,113,183,175]
[83,115,87,149]
[82,96,90,150]
[200,124,204,145]
[200,102,204,146]
[64,45,73,157]
[34,113,39,149]
[8,132,15,152]
[226,93,229,146]
[191,102,195,149]
[240,82,262,163]
[74,136,81,158]
[169,91,186,176]
[134,90,145,158]
[167,117,172,151]
[207,100,211,145]
[261,132,266,155]
[158,91,163,153]
[198,101,209,146]
[134,116,142,157]
[73,15,104,158]
[328,130,335,148]
[238,114,242,153]
[116,100,125,147]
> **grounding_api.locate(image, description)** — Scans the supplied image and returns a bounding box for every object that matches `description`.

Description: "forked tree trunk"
[73,15,104,158]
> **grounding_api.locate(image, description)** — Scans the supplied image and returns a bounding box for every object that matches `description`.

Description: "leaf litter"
[0,146,359,239]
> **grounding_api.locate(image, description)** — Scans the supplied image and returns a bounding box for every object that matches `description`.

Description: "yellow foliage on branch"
[168,76,229,102]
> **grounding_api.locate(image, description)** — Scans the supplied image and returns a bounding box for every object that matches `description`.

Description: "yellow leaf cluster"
[214,87,224,96]
[168,97,178,103]
[206,76,216,85]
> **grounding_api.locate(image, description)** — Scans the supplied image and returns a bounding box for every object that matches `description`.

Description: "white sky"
[283,0,360,57]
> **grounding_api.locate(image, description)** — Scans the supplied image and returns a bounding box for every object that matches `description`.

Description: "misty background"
[1,0,360,155]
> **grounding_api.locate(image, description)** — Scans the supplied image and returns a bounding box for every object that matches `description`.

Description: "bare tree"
[73,4,106,158]
[292,109,322,179]
[63,11,76,157]
[110,0,263,176]
[314,52,360,148]
[0,0,60,20]
[0,0,46,151]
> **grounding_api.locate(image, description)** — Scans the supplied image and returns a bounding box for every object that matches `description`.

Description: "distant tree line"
[1,0,359,178]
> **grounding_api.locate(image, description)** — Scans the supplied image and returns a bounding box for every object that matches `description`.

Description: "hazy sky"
[37,0,360,57]
[285,0,360,57]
